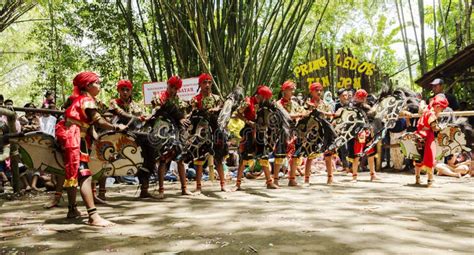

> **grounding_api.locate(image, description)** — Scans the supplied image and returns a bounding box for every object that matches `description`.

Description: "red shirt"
[65,94,96,125]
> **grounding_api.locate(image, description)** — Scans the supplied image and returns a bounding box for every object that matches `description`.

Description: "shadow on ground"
[1,172,473,254]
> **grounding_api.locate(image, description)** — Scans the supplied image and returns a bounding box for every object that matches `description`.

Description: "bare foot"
[426,180,435,188]
[67,207,85,219]
[327,177,333,185]
[139,191,163,199]
[273,179,279,187]
[43,198,61,209]
[88,214,115,227]
[415,176,421,185]
[32,186,41,192]
[370,175,381,182]
[181,189,194,196]
[266,183,279,189]
[220,187,232,192]
[232,185,243,192]
[288,179,300,187]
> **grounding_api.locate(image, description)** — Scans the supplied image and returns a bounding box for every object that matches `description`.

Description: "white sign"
[142,77,199,105]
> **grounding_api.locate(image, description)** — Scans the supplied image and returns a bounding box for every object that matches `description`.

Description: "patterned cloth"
[190,93,222,110]
[109,98,143,125]
[152,91,188,111]
[276,98,304,159]
[235,96,259,161]
[236,96,259,121]
[277,98,305,115]
[305,97,332,115]
[109,98,143,116]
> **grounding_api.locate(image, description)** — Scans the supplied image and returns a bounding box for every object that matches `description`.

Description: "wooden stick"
[0,106,64,115]
[403,111,474,118]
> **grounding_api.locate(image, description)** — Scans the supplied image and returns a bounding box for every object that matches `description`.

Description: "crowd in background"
[0,79,473,195]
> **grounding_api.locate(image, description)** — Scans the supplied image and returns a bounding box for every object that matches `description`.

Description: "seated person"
[435,153,471,178]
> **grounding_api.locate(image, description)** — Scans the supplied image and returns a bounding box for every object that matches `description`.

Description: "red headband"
[354,89,368,101]
[309,82,323,92]
[256,85,273,99]
[198,73,212,85]
[281,80,296,91]
[72,71,99,97]
[117,79,132,91]
[168,75,183,89]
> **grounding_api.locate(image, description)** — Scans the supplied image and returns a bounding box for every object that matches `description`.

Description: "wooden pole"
[4,106,64,115]
[208,155,215,181]
[407,110,474,118]
[376,141,382,171]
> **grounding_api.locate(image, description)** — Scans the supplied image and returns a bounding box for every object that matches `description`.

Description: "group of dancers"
[40,71,450,226]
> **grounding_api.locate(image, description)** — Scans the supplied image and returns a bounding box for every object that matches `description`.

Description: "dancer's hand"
[114,124,127,132]
[180,118,191,127]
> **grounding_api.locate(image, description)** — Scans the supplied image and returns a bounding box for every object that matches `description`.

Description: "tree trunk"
[408,0,422,65]
[127,0,134,83]
[418,0,427,75]
[464,0,472,44]
[396,0,414,86]
[438,0,451,57]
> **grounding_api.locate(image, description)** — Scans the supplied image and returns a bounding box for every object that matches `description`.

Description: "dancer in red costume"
[304,82,336,185]
[233,85,279,190]
[152,76,193,198]
[189,73,231,193]
[414,95,449,187]
[274,80,305,187]
[55,71,126,227]
[348,89,380,183]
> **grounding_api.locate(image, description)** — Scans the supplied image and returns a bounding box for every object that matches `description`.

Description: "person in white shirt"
[39,103,57,136]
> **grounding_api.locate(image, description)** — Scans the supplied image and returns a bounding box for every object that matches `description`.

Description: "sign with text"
[293,52,377,90]
[142,77,199,105]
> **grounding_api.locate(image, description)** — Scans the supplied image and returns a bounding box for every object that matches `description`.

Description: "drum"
[15,132,65,176]
[399,125,470,161]
[15,131,144,180]
[89,131,143,178]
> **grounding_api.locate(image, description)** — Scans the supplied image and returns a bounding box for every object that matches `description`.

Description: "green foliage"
[0,0,471,105]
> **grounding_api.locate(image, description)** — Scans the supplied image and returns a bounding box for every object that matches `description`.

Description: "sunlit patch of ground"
[1,172,473,254]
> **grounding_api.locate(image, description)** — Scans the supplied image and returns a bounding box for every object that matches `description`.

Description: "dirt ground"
[1,171,473,255]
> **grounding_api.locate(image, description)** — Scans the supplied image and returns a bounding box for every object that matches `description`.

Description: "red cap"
[256,85,273,99]
[354,89,368,101]
[198,73,212,84]
[281,80,296,91]
[167,76,183,89]
[309,82,323,92]
[72,71,100,98]
[117,80,132,91]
